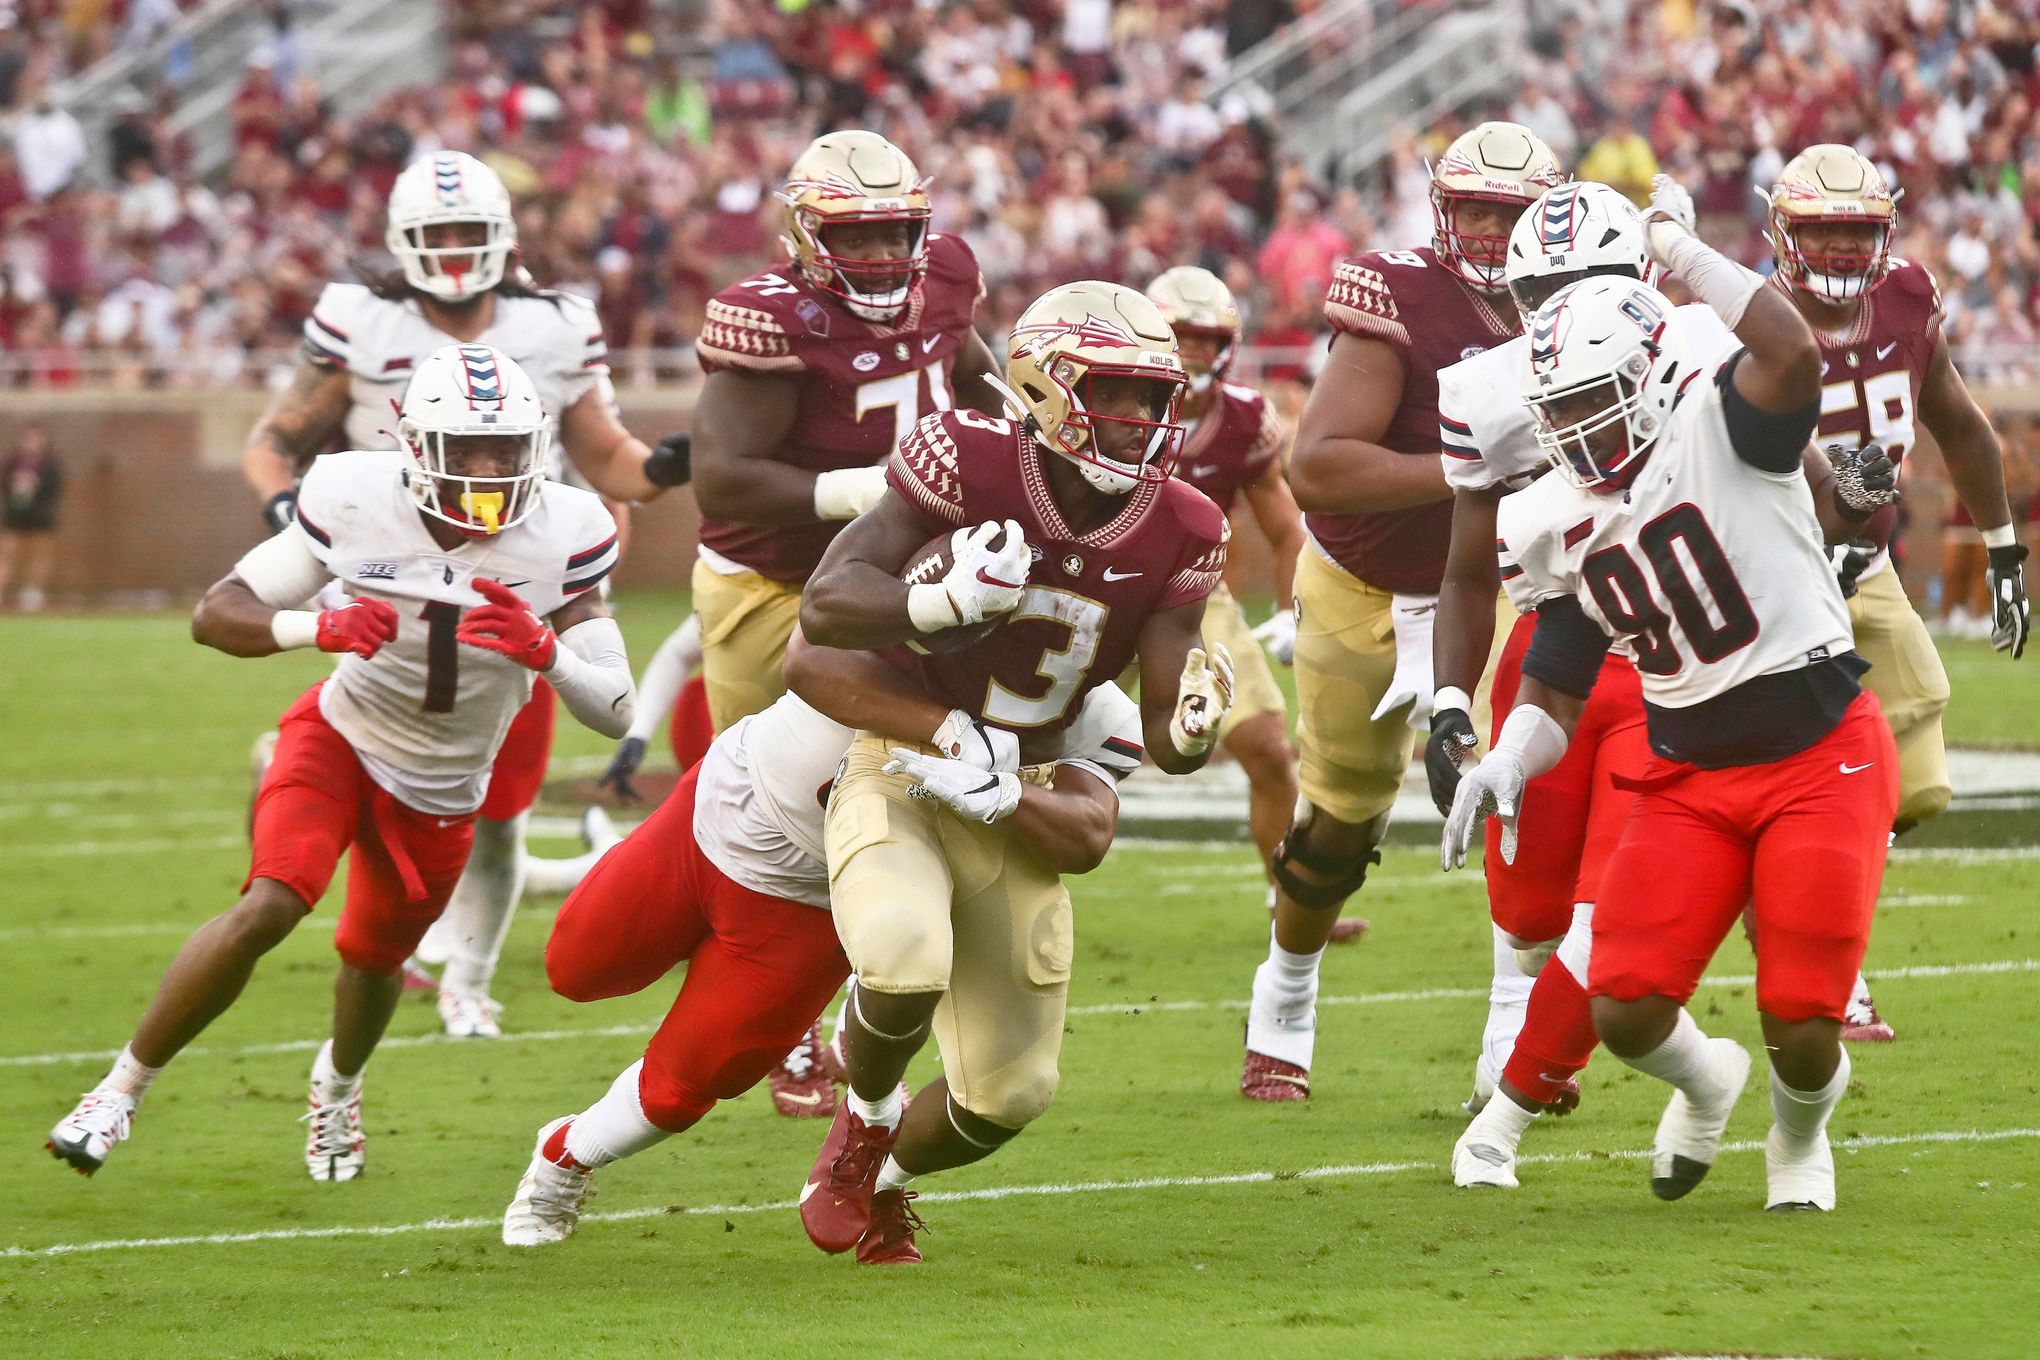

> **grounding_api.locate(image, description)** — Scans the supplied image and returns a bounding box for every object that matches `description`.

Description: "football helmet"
[1504,182,1652,320]
[1431,122,1567,291]
[1768,144,1897,302]
[779,130,931,323]
[397,343,549,536]
[385,152,517,301]
[1522,276,1691,490]
[998,281,1187,496]
[1144,265,1240,396]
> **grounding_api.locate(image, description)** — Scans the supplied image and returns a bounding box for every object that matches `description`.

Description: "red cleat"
[856,1188,925,1265]
[400,956,437,993]
[1328,916,1370,945]
[1841,998,1896,1043]
[1241,1049,1310,1102]
[799,1103,898,1253]
[769,1022,839,1119]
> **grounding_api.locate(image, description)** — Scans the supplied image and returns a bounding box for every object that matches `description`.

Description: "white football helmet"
[1504,182,1652,320]
[386,152,517,301]
[397,343,549,535]
[1522,276,1692,490]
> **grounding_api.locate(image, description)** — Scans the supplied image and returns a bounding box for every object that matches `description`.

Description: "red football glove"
[456,578,557,671]
[315,598,400,659]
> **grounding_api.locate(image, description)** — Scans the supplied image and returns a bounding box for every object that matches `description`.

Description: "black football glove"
[1987,541,2030,659]
[645,432,692,489]
[598,736,649,803]
[1826,441,1898,519]
[264,488,299,534]
[1829,539,1876,600]
[1425,706,1480,816]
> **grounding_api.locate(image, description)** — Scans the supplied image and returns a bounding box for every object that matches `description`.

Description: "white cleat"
[48,1089,137,1175]
[1650,1038,1751,1201]
[580,804,623,855]
[1463,1059,1497,1117]
[303,1076,365,1183]
[1451,1118,1520,1189]
[437,987,504,1039]
[504,1117,595,1246]
[1765,1125,1836,1212]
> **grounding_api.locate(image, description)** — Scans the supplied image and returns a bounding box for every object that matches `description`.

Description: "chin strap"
[978,372,1032,423]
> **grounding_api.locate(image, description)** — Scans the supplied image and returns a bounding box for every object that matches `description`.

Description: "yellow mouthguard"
[460,490,505,534]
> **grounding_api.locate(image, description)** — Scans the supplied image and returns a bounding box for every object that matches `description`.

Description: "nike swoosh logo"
[779,1091,825,1108]
[1840,762,1875,774]
[1102,567,1142,582]
[495,579,530,589]
[437,818,462,828]
[975,567,1023,589]
[1875,342,1897,360]
[921,334,940,353]
[798,1179,823,1204]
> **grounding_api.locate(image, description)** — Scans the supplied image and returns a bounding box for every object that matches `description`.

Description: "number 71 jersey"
[1495,361,1853,710]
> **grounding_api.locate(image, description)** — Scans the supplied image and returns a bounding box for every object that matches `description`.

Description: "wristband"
[1494,704,1569,782]
[644,434,692,489]
[908,582,961,633]
[271,610,320,651]
[1983,523,2018,550]
[814,465,886,521]
[1432,684,1473,717]
[1658,232,1763,330]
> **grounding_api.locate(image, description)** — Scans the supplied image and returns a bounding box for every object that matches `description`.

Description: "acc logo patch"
[853,351,881,372]
[794,297,831,337]
[1461,345,1488,360]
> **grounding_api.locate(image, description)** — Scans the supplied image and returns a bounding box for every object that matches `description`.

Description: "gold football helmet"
[1430,121,1567,290]
[1144,266,1241,394]
[778,130,931,322]
[1768,144,1897,302]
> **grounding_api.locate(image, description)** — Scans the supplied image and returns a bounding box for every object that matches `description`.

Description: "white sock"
[1466,1089,1539,1152]
[1481,924,1536,1077]
[103,1045,162,1102]
[1847,972,1874,1012]
[1617,1009,1725,1099]
[312,1039,362,1098]
[439,811,528,994]
[874,1155,916,1195]
[563,1061,671,1169]
[1770,1049,1850,1150]
[1247,926,1323,1067]
[848,1084,904,1131]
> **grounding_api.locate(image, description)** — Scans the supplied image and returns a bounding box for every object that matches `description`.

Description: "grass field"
[2,596,2036,1359]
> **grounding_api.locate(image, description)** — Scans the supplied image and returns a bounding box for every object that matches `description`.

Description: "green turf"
[1,600,2036,1360]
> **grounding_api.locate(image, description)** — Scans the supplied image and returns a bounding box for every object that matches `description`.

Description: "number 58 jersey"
[1496,357,1852,712]
[286,450,620,814]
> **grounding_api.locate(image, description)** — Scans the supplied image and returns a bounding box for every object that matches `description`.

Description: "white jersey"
[1496,356,1852,711]
[303,283,614,487]
[1440,304,1738,494]
[281,450,620,814]
[693,684,1146,908]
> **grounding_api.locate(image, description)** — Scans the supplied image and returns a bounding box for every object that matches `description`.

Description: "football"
[901,531,1005,655]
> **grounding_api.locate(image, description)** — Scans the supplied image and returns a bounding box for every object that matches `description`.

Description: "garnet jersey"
[1439,305,1738,495]
[1174,382,1287,514]
[1497,355,1853,716]
[694,231,987,582]
[275,450,619,814]
[1314,246,1520,592]
[1794,257,1944,570]
[301,284,612,489]
[694,684,1144,908]
[885,410,1230,740]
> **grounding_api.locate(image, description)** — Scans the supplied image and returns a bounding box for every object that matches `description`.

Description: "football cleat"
[1240,1049,1310,1102]
[437,987,504,1040]
[399,955,438,993]
[1463,1060,1497,1117]
[503,1117,595,1245]
[1649,1038,1751,1201]
[856,1188,926,1265]
[303,1074,365,1183]
[1451,1120,1520,1190]
[1764,1124,1836,1212]
[768,1022,838,1119]
[799,1103,899,1253]
[1841,991,1896,1043]
[47,1089,137,1176]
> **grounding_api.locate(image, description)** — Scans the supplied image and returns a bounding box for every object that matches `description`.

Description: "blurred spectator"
[1576,110,1659,206]
[14,91,86,199]
[0,422,62,612]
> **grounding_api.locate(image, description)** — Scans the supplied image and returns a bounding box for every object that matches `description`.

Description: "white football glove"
[1440,749,1527,872]
[1168,644,1235,759]
[931,709,1021,773]
[1250,607,1297,666]
[884,747,1022,824]
[907,519,1031,633]
[1643,172,1696,234]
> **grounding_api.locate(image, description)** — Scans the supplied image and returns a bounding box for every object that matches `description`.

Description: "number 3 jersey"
[694,232,986,582]
[279,450,620,814]
[1496,352,1857,765]
[884,411,1230,744]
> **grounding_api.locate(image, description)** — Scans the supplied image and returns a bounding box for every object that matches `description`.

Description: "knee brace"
[1270,807,1384,910]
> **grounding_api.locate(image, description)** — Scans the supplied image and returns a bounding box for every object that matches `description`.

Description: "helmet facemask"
[1023,363,1186,496]
[1171,326,1237,397]
[788,207,930,322]
[1433,189,1532,291]
[400,423,548,536]
[1528,346,1662,491]
[390,215,515,302]
[1775,214,1893,303]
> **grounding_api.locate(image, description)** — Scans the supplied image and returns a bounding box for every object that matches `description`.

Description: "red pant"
[247,685,477,973]
[1487,614,1651,940]
[479,680,556,820]
[669,674,714,775]
[547,763,850,1131]
[1591,692,1899,1023]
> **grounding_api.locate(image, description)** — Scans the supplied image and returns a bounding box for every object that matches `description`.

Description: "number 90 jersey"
[695,232,986,582]
[285,450,620,815]
[1496,358,1852,711]
[884,410,1230,743]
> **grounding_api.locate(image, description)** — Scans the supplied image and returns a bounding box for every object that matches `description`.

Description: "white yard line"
[5,958,2032,1070]
[10,835,244,859]
[6,1125,2034,1260]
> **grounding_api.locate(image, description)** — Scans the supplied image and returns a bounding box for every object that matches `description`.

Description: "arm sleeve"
[547,616,636,739]
[1717,350,1818,474]
[1520,596,1612,700]
[231,526,331,608]
[626,614,700,743]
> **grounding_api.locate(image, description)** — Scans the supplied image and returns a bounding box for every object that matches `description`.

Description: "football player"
[501,639,1142,1245]
[792,281,1234,1263]
[1446,256,1899,1213]
[49,346,636,1182]
[1762,145,2029,1039]
[1241,122,1565,1101]
[239,151,687,1041]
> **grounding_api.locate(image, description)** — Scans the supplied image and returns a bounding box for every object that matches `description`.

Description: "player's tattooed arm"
[1133,598,1219,776]
[1286,334,1447,513]
[783,625,952,742]
[1918,340,2015,533]
[951,328,1011,420]
[689,369,831,527]
[242,359,352,502]
[798,492,938,648]
[557,390,663,502]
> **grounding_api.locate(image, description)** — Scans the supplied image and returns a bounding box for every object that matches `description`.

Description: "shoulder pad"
[698,274,812,373]
[1325,254,1414,347]
[887,411,974,527]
